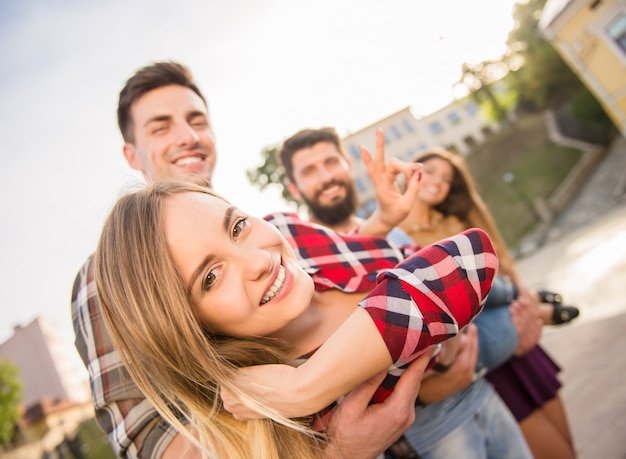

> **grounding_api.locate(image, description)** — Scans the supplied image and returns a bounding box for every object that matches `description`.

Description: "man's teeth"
[261,265,285,304]
[175,156,203,166]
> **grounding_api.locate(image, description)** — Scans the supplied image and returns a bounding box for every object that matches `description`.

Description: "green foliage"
[0,359,22,446]
[481,88,518,123]
[504,0,588,110]
[74,418,116,459]
[246,144,299,208]
[460,60,512,123]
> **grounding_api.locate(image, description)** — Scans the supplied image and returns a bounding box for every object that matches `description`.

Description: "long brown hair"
[95,180,326,458]
[414,149,518,278]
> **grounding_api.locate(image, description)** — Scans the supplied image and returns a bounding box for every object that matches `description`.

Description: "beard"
[300,179,358,227]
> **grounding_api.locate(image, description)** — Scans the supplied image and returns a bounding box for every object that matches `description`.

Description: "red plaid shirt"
[72,212,496,456]
[266,213,497,404]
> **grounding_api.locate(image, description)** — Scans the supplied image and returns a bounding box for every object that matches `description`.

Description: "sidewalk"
[516,134,626,459]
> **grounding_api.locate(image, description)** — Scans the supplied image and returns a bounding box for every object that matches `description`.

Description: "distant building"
[17,399,94,454]
[342,99,500,217]
[0,317,90,408]
[539,0,626,136]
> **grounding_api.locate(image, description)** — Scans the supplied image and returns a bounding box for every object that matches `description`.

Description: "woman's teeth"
[261,265,285,304]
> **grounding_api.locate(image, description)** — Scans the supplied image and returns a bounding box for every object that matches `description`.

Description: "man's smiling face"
[123,84,217,185]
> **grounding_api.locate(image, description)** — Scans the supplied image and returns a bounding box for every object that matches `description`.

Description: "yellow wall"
[548,1,626,133]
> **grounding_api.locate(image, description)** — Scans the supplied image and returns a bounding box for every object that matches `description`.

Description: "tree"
[246,144,298,208]
[0,359,22,447]
[458,59,513,123]
[504,0,583,109]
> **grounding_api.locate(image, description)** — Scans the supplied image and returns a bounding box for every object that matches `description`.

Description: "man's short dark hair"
[117,61,207,143]
[279,127,348,182]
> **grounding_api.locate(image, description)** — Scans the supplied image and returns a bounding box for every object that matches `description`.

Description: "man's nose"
[175,122,200,147]
[317,166,335,183]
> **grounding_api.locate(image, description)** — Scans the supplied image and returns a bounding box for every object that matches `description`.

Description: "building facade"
[342,99,499,217]
[0,317,90,408]
[540,0,626,136]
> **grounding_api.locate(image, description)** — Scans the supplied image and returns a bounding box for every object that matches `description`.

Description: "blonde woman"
[95,180,499,459]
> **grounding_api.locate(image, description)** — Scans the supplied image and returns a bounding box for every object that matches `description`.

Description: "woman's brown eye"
[202,271,217,291]
[233,217,248,238]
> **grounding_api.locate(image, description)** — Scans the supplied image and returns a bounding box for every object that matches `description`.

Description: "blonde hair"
[414,149,518,278]
[95,180,326,458]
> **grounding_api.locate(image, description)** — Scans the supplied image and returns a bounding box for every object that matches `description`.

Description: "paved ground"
[515,134,626,459]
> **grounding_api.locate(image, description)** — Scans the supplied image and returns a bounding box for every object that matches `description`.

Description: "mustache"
[314,179,346,199]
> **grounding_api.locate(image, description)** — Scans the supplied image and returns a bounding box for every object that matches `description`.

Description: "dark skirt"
[486,345,562,422]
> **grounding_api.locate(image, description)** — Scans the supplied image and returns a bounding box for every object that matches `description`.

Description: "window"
[606,12,626,55]
[354,177,367,193]
[405,149,414,161]
[348,144,361,160]
[465,102,479,116]
[464,135,477,149]
[356,207,369,219]
[390,125,402,139]
[403,119,415,133]
[356,199,377,219]
[447,111,461,125]
[429,121,444,135]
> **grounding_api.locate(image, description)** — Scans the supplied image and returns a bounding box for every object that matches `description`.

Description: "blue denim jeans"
[474,307,518,373]
[473,276,520,372]
[417,389,532,459]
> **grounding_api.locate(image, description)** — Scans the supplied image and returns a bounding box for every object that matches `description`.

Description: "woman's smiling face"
[162,191,314,338]
[417,157,454,206]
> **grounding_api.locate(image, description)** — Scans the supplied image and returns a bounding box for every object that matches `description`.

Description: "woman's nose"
[240,248,272,280]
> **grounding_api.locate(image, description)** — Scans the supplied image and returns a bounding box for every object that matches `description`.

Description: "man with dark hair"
[279,126,413,244]
[72,62,428,459]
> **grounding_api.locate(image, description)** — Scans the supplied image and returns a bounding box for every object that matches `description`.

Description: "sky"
[0,0,518,377]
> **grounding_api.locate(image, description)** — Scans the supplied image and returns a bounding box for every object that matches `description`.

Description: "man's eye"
[190,117,208,128]
[232,217,248,239]
[202,270,217,291]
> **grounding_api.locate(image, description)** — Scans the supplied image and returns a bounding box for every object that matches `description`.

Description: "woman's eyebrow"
[224,206,235,232]
[187,206,236,292]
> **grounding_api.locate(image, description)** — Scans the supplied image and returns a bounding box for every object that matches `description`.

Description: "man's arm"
[72,255,183,458]
[416,325,479,404]
[324,349,434,459]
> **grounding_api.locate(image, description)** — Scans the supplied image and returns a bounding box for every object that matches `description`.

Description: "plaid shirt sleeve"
[360,228,498,403]
[71,255,180,458]
[264,212,405,292]
[264,213,497,405]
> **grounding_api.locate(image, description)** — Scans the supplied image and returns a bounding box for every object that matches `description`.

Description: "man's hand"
[324,348,434,459]
[416,325,478,404]
[358,128,422,238]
